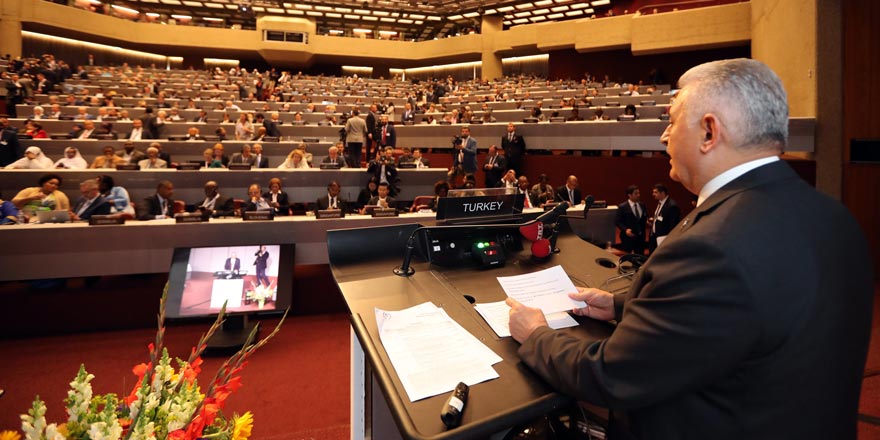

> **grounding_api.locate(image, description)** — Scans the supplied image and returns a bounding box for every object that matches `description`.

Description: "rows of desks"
[9,118,817,151]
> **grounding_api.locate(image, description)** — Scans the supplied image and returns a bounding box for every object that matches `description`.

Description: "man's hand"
[626,228,635,237]
[506,297,548,343]
[569,287,615,321]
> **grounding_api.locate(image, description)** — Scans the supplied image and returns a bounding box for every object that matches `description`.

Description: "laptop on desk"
[35,210,71,223]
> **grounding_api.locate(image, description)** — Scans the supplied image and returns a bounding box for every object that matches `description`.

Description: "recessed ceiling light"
[329,29,344,34]
[514,11,531,17]
[267,7,284,13]
[315,5,331,11]
[463,12,479,18]
[362,16,378,21]
[551,5,569,11]
[344,14,360,19]
[547,13,564,19]
[427,15,442,21]
[398,18,413,23]
[355,9,369,14]
[533,8,550,14]
[512,18,529,23]
[535,0,553,5]
[305,10,321,16]
[171,14,192,19]
[288,9,303,14]
[484,9,497,14]
[571,3,589,9]
[294,4,311,9]
[565,9,583,16]
[529,16,547,21]
[325,12,341,17]
[514,3,534,10]
[353,28,371,33]
[497,6,514,12]
[447,14,463,20]
[373,11,389,16]
[146,12,160,17]
[159,0,180,4]
[181,1,201,7]
[380,17,395,22]
[409,13,425,19]
[591,0,610,5]
[204,2,222,8]
[111,4,139,14]
[203,16,223,21]
[335,7,351,12]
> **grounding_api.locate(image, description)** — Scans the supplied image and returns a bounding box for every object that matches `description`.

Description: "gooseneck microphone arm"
[393,230,420,276]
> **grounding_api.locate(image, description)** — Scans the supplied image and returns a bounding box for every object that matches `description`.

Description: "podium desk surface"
[330,225,622,440]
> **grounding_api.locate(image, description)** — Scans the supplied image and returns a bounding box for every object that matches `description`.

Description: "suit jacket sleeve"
[517,236,759,409]
[214,196,235,217]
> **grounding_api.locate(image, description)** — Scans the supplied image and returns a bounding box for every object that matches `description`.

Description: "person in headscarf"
[5,146,54,169]
[54,147,88,169]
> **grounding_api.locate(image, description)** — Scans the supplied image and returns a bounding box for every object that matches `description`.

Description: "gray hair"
[678,58,788,150]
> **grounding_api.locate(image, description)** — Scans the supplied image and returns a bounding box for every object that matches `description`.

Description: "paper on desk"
[474,301,579,338]
[376,302,501,402]
[497,265,586,314]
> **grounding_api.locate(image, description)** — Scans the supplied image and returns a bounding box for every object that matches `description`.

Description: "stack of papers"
[474,265,584,338]
[376,302,502,402]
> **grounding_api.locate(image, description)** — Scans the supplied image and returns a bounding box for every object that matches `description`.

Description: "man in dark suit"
[124,118,152,141]
[321,144,347,168]
[554,175,582,205]
[448,126,478,181]
[136,180,175,220]
[614,184,647,254]
[252,246,270,287]
[224,253,241,272]
[252,144,269,168]
[516,175,539,209]
[501,122,527,177]
[0,117,23,167]
[376,114,396,150]
[400,102,416,123]
[367,150,400,196]
[258,113,281,138]
[140,107,160,140]
[482,145,507,188]
[70,179,111,221]
[365,104,379,159]
[229,144,256,166]
[648,183,681,253]
[507,59,873,439]
[366,182,396,209]
[224,253,241,273]
[195,180,234,218]
[193,111,209,123]
[315,180,348,211]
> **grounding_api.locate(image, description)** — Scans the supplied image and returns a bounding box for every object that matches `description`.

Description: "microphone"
[536,201,570,224]
[440,382,469,429]
[583,195,594,219]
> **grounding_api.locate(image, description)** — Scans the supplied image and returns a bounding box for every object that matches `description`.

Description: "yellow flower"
[232,412,254,440]
[0,430,22,440]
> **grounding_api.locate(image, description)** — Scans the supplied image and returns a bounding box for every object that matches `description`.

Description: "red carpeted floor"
[858,283,880,439]
[0,313,351,439]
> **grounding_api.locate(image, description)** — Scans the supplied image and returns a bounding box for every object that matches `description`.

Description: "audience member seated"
[531,173,555,206]
[243,183,272,213]
[424,180,450,211]
[24,121,48,139]
[184,126,203,141]
[5,146,54,169]
[0,194,21,225]
[136,180,175,220]
[70,179,111,221]
[252,143,269,168]
[321,144,347,168]
[567,107,584,121]
[497,169,518,189]
[199,148,224,168]
[517,175,539,209]
[124,119,150,141]
[211,143,230,167]
[76,120,99,140]
[97,122,118,139]
[251,126,268,142]
[97,174,135,216]
[264,177,290,216]
[356,177,379,209]
[278,148,310,169]
[230,144,256,166]
[54,147,88,169]
[12,173,70,214]
[90,145,126,169]
[590,108,610,121]
[195,180,234,218]
[116,142,146,164]
[138,146,168,169]
[315,180,347,211]
[365,182,396,211]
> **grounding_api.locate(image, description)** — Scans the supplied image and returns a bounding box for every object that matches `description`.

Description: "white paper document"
[496,265,586,314]
[375,302,502,402]
[474,301,579,338]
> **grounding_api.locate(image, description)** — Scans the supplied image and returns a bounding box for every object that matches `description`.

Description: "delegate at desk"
[506,59,874,439]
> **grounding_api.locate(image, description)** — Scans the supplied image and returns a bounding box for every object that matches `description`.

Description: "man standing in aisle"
[501,123,526,177]
[647,183,680,253]
[507,59,874,439]
[344,109,367,168]
[614,185,647,254]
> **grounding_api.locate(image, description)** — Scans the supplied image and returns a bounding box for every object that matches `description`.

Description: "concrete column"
[752,0,842,199]
[481,15,503,81]
[0,17,23,60]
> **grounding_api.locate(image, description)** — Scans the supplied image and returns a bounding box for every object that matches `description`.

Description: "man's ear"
[699,114,719,153]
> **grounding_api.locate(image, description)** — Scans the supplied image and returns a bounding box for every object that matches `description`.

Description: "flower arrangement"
[244,281,275,309]
[17,286,286,440]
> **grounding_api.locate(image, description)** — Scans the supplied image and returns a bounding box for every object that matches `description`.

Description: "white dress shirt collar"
[698,156,779,207]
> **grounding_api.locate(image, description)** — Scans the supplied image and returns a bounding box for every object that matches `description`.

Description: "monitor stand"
[205,314,260,355]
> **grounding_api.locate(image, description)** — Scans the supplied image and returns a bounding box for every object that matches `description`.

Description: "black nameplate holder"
[371,208,398,218]
[89,215,125,225]
[176,163,201,170]
[175,213,208,223]
[316,209,344,219]
[116,164,140,170]
[242,211,274,221]
[228,164,252,170]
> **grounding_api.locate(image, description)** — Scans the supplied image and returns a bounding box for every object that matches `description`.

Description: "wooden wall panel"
[843,0,880,278]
